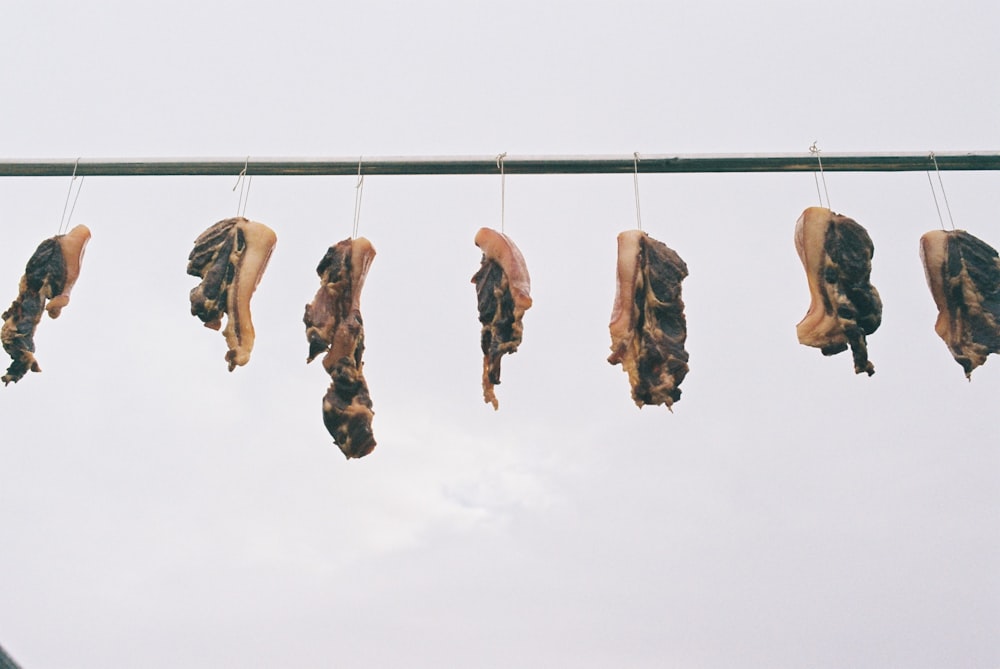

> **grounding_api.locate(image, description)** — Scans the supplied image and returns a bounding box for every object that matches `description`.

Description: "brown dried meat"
[794,207,882,375]
[608,230,689,410]
[920,229,1000,377]
[2,225,90,385]
[304,237,377,459]
[187,217,276,371]
[471,227,532,410]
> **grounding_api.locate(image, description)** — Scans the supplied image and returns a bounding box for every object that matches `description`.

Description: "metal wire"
[57,158,84,234]
[497,152,507,233]
[232,156,252,217]
[632,152,643,231]
[352,156,365,239]
[929,152,956,230]
[809,142,831,209]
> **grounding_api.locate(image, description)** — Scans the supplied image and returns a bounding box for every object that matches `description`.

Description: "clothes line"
[1,152,999,177]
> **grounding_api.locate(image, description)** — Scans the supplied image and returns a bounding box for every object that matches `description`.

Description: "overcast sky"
[2,1,999,667]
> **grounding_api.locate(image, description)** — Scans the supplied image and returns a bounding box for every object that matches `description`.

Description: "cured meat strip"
[794,207,882,376]
[471,227,532,409]
[608,230,689,410]
[920,229,1000,377]
[304,237,377,459]
[187,217,276,371]
[2,224,91,385]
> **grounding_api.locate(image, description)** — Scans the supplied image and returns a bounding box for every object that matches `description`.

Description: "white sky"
[2,1,999,667]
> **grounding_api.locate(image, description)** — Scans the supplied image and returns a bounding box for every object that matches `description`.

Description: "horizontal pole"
[0,152,999,177]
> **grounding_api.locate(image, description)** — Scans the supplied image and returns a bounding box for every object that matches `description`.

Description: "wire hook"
[632,151,643,232]
[497,152,507,233]
[809,142,831,210]
[352,155,365,239]
[926,151,956,231]
[233,156,252,217]
[58,157,84,234]
[232,156,248,191]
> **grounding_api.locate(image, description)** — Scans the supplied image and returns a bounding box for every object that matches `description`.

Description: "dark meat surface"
[187,217,276,371]
[304,237,377,459]
[795,207,882,375]
[608,230,689,410]
[2,225,90,385]
[471,227,532,409]
[920,229,1000,377]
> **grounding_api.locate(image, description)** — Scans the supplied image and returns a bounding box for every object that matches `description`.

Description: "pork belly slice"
[1,224,91,385]
[608,230,689,410]
[471,227,532,410]
[304,237,377,459]
[794,206,881,376]
[920,229,1000,377]
[187,217,276,371]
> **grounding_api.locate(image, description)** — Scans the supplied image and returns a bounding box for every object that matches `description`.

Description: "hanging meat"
[471,227,532,410]
[304,237,377,459]
[794,206,882,376]
[608,230,689,410]
[187,217,277,371]
[919,229,1000,377]
[2,224,91,385]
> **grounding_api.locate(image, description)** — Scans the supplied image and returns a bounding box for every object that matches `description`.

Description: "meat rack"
[1,152,999,177]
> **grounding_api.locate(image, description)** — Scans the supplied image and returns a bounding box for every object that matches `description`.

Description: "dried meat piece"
[920,229,1000,377]
[304,237,377,459]
[471,227,532,409]
[187,217,276,371]
[608,230,689,410]
[794,207,882,375]
[2,224,90,385]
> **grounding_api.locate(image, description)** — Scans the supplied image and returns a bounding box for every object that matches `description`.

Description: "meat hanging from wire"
[2,224,91,385]
[794,207,882,375]
[187,217,277,371]
[471,227,533,410]
[607,229,690,410]
[920,228,1000,377]
[304,236,378,459]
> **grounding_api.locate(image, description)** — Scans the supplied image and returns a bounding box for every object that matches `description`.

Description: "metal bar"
[0,152,999,177]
